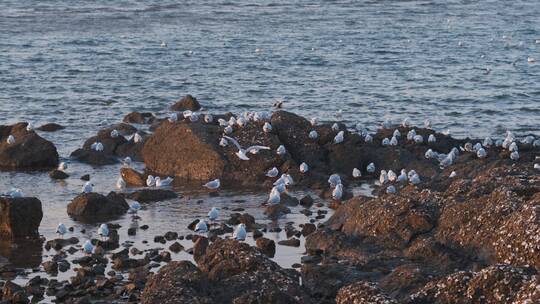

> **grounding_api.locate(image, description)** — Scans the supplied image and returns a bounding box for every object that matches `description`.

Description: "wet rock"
[36,123,65,132]
[255,237,276,258]
[153,236,166,244]
[70,149,119,165]
[67,192,129,222]
[1,281,29,304]
[281,192,300,206]
[169,242,184,253]
[44,237,79,251]
[42,261,58,274]
[127,228,137,236]
[0,197,43,240]
[300,195,314,207]
[336,281,398,304]
[57,260,70,272]
[123,112,156,124]
[278,238,300,247]
[48,169,69,180]
[164,231,178,241]
[80,174,90,181]
[125,189,178,203]
[0,122,59,170]
[226,213,257,229]
[142,118,287,187]
[264,203,291,219]
[120,167,146,186]
[301,223,317,237]
[193,237,209,263]
[170,94,201,111]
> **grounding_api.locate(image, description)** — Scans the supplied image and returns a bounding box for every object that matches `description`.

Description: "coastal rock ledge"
[0,196,43,240]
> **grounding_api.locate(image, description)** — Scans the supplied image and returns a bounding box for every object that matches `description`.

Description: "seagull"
[309,130,318,140]
[204,114,213,123]
[208,207,220,221]
[204,179,220,190]
[477,148,487,158]
[364,134,373,143]
[98,224,109,241]
[268,187,281,204]
[224,126,233,134]
[168,113,178,123]
[219,137,228,147]
[82,182,93,193]
[145,175,155,187]
[263,122,272,133]
[390,136,398,146]
[233,224,247,241]
[352,168,362,178]
[160,41,167,48]
[528,57,536,63]
[510,151,519,161]
[82,240,94,256]
[397,170,407,182]
[449,171,457,178]
[382,138,390,146]
[190,112,200,122]
[122,157,132,167]
[273,100,283,108]
[133,133,143,143]
[473,143,483,152]
[483,137,493,147]
[130,201,141,214]
[26,123,34,131]
[332,123,340,132]
[155,177,174,187]
[410,174,421,185]
[379,170,388,184]
[509,142,518,152]
[218,118,228,127]
[273,183,286,193]
[328,174,342,187]
[91,142,104,152]
[413,135,424,144]
[407,129,416,141]
[58,162,68,172]
[425,149,435,159]
[428,134,436,143]
[266,167,279,178]
[56,223,67,239]
[310,118,318,126]
[424,119,431,129]
[408,170,418,180]
[299,162,309,173]
[393,130,401,138]
[6,188,24,198]
[335,109,343,119]
[6,135,15,145]
[236,117,247,128]
[534,164,540,171]
[334,131,344,144]
[228,117,237,126]
[110,129,120,138]
[195,220,208,233]
[332,184,343,200]
[273,174,293,187]
[387,170,397,182]
[222,136,270,160]
[386,185,397,194]
[402,118,411,128]
[116,177,126,189]
[367,163,375,173]
[276,145,286,156]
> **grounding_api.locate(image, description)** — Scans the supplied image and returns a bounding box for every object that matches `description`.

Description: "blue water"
[0,0,539,293]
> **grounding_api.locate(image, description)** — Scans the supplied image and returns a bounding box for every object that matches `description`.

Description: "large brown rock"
[143,119,287,187]
[0,197,43,240]
[170,94,201,111]
[67,192,129,222]
[142,239,310,304]
[0,123,59,170]
[336,281,398,304]
[120,167,146,186]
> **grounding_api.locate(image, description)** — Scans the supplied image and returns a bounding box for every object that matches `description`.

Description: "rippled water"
[0,0,539,296]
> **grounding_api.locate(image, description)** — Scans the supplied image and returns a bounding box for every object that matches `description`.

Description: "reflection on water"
[0,238,43,269]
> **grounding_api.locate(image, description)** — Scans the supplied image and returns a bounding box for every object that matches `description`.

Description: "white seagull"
[204,179,221,190]
[156,176,174,187]
[222,136,270,160]
[266,167,279,178]
[510,151,519,161]
[58,162,68,172]
[168,113,178,123]
[332,184,343,200]
[56,223,67,239]
[204,114,213,123]
[428,134,436,143]
[146,175,156,187]
[263,122,272,133]
[397,169,407,182]
[328,174,342,187]
[116,177,126,189]
[334,131,344,144]
[82,240,94,255]
[219,137,228,147]
[309,130,318,140]
[276,145,286,156]
[110,129,119,138]
[268,187,281,204]
[98,224,109,241]
[477,148,487,158]
[332,123,340,132]
[233,223,247,241]
[195,220,208,233]
[130,201,141,214]
[367,163,375,173]
[387,170,397,182]
[6,135,15,145]
[208,207,220,221]
[299,162,309,173]
[133,133,143,143]
[386,185,397,194]
[82,182,93,193]
[91,142,104,152]
[352,168,362,178]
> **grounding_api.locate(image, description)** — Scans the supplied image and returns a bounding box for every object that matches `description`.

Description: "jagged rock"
[170,95,201,111]
[0,197,43,240]
[125,189,178,203]
[255,237,276,258]
[36,123,65,132]
[49,169,69,180]
[336,281,398,304]
[123,112,156,124]
[0,122,59,170]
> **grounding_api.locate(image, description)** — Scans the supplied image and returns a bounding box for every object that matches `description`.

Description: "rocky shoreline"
[1,95,539,303]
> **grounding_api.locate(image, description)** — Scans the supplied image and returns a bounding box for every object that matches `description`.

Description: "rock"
[70,149,119,165]
[1,281,29,304]
[42,261,58,274]
[336,281,397,304]
[301,223,316,237]
[49,169,69,180]
[125,189,178,203]
[264,203,291,220]
[142,119,287,187]
[278,238,300,247]
[80,174,90,181]
[164,231,178,241]
[255,237,276,258]
[281,192,300,206]
[127,228,136,236]
[36,123,65,132]
[300,195,314,207]
[120,167,146,186]
[0,197,43,240]
[170,94,201,111]
[67,192,129,222]
[0,122,59,170]
[169,242,184,253]
[123,112,156,124]
[44,237,79,251]
[193,237,209,262]
[153,236,166,244]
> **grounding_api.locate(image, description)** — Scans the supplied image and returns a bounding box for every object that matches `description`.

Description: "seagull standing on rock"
[367,163,376,173]
[116,177,126,190]
[268,187,281,204]
[130,201,141,214]
[133,133,143,143]
[352,168,362,178]
[146,175,156,187]
[224,126,233,135]
[388,170,397,182]
[204,179,220,190]
[510,151,519,161]
[300,162,309,173]
[222,136,270,160]
[332,184,343,200]
[364,134,373,143]
[6,135,15,145]
[309,130,318,140]
[328,174,341,187]
[91,142,104,152]
[477,148,487,158]
[233,224,247,241]
[266,167,279,178]
[219,137,228,147]
[397,170,407,182]
[276,145,286,156]
[98,224,109,241]
[334,131,344,144]
[428,134,436,143]
[379,170,388,185]
[58,162,68,172]
[155,177,174,187]
[332,123,340,132]
[263,122,272,133]
[168,113,178,123]
[204,114,213,123]
[195,220,208,234]
[110,129,120,138]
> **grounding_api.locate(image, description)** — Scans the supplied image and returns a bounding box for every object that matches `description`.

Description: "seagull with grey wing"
[222,135,270,160]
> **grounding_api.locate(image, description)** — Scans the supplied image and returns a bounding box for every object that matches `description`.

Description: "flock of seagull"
[3,108,540,256]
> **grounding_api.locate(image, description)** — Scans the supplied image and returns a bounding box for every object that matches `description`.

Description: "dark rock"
[123,112,156,124]
[1,281,29,304]
[170,94,201,111]
[153,236,166,244]
[120,167,146,186]
[127,228,137,236]
[300,195,314,207]
[278,238,300,247]
[80,174,90,181]
[336,281,397,304]
[193,237,209,263]
[301,223,317,237]
[255,237,276,258]
[0,197,43,240]
[264,203,291,219]
[67,192,129,222]
[125,189,178,203]
[36,123,65,132]
[0,123,59,170]
[169,242,184,253]
[42,261,58,274]
[49,169,69,180]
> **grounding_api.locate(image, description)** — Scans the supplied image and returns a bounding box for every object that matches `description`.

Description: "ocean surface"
[0,0,539,293]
